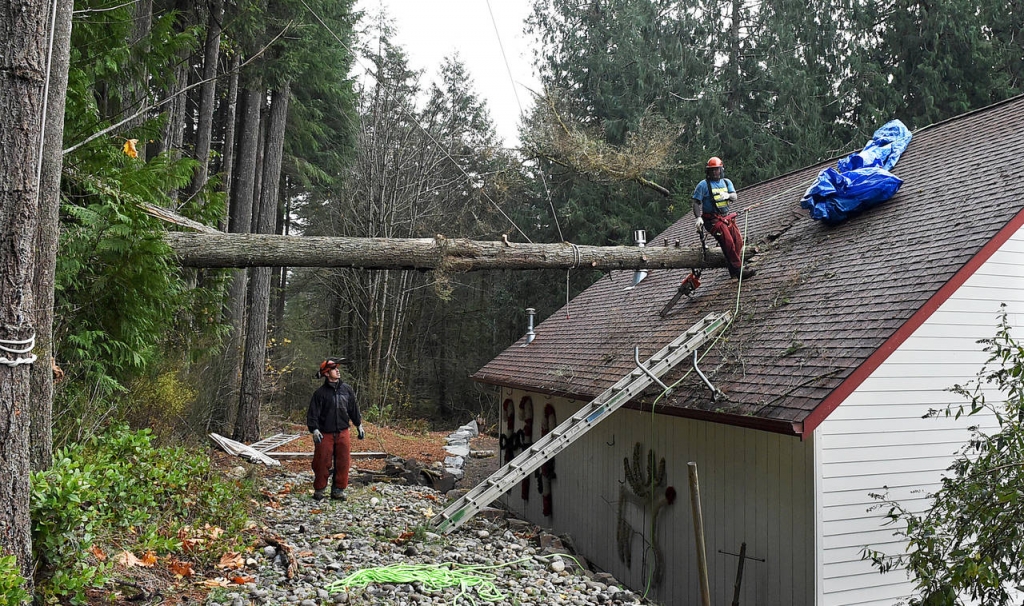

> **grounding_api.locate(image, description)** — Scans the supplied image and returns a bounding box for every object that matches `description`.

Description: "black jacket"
[306,380,361,434]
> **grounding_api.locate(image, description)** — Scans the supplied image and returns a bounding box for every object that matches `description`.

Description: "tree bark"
[184,0,223,199]
[215,86,262,433]
[219,53,240,226]
[235,83,289,443]
[0,0,48,587]
[165,233,730,271]
[30,0,73,473]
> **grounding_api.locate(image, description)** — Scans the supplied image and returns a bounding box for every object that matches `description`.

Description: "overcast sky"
[353,0,541,146]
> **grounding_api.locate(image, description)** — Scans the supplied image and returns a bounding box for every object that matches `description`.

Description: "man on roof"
[692,156,756,280]
[306,357,364,501]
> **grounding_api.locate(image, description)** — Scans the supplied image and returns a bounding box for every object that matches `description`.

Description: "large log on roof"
[164,232,731,271]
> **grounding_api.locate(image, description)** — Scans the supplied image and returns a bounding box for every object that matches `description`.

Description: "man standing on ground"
[692,156,756,280]
[307,357,364,501]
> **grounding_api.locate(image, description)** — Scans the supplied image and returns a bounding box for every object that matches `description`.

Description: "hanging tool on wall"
[660,230,708,317]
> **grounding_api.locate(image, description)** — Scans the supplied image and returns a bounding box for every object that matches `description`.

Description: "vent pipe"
[522,307,536,346]
[631,229,647,287]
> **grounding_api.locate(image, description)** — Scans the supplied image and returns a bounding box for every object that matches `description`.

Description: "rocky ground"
[202,424,644,606]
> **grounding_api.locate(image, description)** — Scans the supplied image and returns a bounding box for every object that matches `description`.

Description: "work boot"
[331,487,346,501]
[313,488,326,501]
[730,266,757,280]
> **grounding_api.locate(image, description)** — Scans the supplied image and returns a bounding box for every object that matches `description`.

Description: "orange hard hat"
[318,357,345,377]
[706,156,723,169]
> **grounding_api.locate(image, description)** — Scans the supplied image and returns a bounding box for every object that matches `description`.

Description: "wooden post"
[688,462,711,606]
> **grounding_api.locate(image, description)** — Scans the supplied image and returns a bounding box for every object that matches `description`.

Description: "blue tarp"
[800,120,912,224]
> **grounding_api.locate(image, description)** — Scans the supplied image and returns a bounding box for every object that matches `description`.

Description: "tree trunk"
[219,53,240,227]
[271,179,289,335]
[125,0,152,133]
[0,0,48,587]
[165,232,730,271]
[235,83,289,443]
[30,0,73,473]
[215,86,262,433]
[185,0,223,199]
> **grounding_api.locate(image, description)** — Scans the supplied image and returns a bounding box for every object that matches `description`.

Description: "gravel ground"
[204,433,643,606]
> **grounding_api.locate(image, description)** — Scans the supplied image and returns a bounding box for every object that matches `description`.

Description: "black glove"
[312,429,323,444]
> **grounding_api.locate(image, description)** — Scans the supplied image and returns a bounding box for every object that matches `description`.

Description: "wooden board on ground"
[209,433,281,466]
[269,451,388,459]
[250,433,302,453]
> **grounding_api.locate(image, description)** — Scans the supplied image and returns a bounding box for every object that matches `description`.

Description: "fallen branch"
[261,535,298,579]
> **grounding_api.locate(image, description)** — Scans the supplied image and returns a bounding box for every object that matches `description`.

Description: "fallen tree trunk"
[164,232,731,271]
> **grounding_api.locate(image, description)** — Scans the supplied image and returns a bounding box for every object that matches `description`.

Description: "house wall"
[498,388,815,606]
[815,234,1024,605]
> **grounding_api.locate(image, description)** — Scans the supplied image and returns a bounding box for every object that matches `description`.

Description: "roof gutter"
[471,375,804,437]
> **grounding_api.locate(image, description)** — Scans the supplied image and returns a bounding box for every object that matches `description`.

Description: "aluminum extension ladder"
[431,311,731,534]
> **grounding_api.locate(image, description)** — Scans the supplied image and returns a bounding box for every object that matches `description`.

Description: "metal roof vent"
[522,307,536,346]
[630,229,647,288]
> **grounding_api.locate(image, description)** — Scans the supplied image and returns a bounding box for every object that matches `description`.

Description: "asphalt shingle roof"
[473,96,1024,435]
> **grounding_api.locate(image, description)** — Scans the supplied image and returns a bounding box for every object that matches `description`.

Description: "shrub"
[31,424,257,603]
[0,555,30,606]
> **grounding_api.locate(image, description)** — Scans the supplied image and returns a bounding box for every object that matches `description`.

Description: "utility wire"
[484,0,562,243]
[300,0,533,243]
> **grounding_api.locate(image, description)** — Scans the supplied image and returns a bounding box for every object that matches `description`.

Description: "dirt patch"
[266,422,450,474]
[460,432,500,489]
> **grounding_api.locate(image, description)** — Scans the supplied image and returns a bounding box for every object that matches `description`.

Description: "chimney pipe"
[631,229,647,287]
[523,307,536,346]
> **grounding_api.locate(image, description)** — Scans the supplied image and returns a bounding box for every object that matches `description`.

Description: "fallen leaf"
[422,507,434,518]
[123,139,139,158]
[266,500,281,509]
[310,509,322,514]
[230,576,254,585]
[330,533,347,539]
[393,531,414,545]
[117,551,142,568]
[89,545,107,562]
[140,551,157,567]
[278,483,292,495]
[216,552,244,570]
[167,559,194,577]
[204,524,224,539]
[296,550,314,558]
[203,578,230,588]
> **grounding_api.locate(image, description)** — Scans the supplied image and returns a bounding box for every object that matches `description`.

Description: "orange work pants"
[311,429,351,490]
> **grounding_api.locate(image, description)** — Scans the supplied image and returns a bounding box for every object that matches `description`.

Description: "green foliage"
[0,556,30,606]
[31,425,257,603]
[864,308,1024,605]
[848,0,1018,130]
[52,0,228,438]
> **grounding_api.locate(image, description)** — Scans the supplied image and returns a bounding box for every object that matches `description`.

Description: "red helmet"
[318,357,345,377]
[706,157,723,169]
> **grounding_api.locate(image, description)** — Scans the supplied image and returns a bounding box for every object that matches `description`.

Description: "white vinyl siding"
[815,230,1024,606]
[498,389,814,606]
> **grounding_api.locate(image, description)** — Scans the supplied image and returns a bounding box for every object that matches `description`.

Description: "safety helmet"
[318,357,345,377]
[705,156,724,179]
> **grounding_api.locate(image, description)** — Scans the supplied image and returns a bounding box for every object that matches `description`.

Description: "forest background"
[1,0,1023,598]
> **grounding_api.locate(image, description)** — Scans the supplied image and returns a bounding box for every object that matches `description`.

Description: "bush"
[31,424,258,603]
[0,555,30,606]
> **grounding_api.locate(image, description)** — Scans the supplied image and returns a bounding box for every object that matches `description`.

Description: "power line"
[300,0,533,243]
